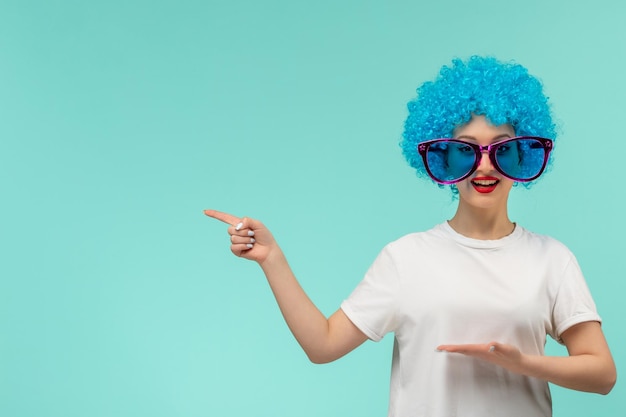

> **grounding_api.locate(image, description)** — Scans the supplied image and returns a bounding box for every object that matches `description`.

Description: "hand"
[204,209,278,264]
[436,342,525,375]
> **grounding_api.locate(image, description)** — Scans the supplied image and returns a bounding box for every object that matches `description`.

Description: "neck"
[448,201,515,240]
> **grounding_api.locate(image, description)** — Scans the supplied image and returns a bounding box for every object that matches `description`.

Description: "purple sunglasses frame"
[417,136,554,185]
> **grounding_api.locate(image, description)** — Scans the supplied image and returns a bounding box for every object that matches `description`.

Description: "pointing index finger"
[204,209,241,226]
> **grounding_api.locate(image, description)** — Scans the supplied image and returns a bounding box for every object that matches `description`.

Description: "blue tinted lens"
[495,138,546,180]
[426,141,476,182]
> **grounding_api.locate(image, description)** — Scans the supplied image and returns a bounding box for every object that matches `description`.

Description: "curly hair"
[401,56,557,188]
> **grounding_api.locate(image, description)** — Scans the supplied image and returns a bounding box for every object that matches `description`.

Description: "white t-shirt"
[341,222,601,417]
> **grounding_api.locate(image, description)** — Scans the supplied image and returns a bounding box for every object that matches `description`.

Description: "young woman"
[205,56,616,416]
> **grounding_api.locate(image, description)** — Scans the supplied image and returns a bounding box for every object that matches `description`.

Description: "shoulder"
[379,224,451,260]
[520,226,571,249]
[387,224,446,246]
[364,226,449,279]
[517,227,576,258]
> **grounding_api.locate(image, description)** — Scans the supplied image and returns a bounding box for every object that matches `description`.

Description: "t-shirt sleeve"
[340,244,400,342]
[550,255,602,344]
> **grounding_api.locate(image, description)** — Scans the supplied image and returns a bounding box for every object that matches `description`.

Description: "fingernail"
[235,222,243,231]
[246,243,254,249]
[435,348,443,352]
[488,346,495,353]
[250,238,256,243]
[247,230,255,237]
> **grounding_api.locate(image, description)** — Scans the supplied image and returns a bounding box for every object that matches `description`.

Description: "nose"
[478,150,494,170]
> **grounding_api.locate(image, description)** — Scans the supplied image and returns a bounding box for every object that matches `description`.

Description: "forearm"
[438,323,616,395]
[259,247,331,362]
[205,212,364,363]
[522,353,616,394]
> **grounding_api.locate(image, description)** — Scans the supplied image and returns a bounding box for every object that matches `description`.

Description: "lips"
[471,176,499,193]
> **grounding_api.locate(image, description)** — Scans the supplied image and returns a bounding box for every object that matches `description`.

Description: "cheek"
[500,178,515,191]
[455,179,474,196]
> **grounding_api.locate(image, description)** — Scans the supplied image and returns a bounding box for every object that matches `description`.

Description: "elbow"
[306,352,335,365]
[309,357,330,365]
[597,384,615,396]
[598,370,617,395]
[302,339,345,364]
[590,364,617,395]
[305,347,341,364]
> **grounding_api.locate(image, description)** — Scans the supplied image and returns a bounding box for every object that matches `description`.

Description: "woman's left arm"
[437,321,617,394]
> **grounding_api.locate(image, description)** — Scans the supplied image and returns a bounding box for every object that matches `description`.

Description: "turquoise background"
[1,1,623,416]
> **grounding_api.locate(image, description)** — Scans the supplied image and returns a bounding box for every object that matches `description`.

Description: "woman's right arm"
[204,209,368,363]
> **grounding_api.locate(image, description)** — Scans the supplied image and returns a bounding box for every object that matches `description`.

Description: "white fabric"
[341,222,600,417]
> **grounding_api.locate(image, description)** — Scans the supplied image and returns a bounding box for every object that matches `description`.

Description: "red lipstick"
[471,176,499,193]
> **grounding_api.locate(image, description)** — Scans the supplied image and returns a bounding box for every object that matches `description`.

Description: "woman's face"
[452,115,516,210]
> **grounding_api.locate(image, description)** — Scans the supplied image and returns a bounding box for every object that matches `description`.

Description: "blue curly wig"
[401,56,557,188]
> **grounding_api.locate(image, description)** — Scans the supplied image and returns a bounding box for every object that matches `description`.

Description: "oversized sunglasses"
[417,136,553,185]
